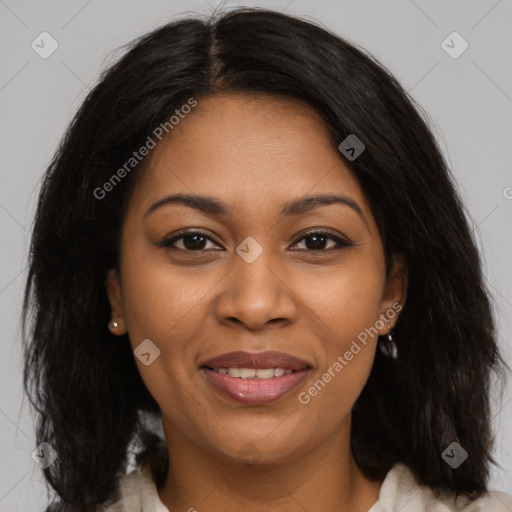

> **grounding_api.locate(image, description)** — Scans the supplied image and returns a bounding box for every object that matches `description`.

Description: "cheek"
[297,252,385,405]
[118,256,202,419]
[301,252,385,344]
[117,243,211,402]
[296,278,382,436]
[120,243,211,342]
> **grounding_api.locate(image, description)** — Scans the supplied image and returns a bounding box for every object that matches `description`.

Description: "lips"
[201,367,310,404]
[199,350,312,371]
[199,350,313,405]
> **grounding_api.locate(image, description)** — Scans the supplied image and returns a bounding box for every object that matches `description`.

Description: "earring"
[379,317,398,359]
[108,318,120,333]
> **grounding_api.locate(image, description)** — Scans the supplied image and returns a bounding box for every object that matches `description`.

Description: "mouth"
[199,351,313,405]
[202,366,300,377]
[200,367,311,404]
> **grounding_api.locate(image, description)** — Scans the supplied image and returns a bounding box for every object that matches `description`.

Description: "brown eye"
[289,230,353,252]
[159,231,221,251]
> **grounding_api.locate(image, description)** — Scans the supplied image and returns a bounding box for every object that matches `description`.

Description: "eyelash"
[158,229,354,254]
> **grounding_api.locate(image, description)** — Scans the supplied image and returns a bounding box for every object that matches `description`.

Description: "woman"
[22,7,512,512]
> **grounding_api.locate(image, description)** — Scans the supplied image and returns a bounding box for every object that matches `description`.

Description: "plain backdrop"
[1,0,511,510]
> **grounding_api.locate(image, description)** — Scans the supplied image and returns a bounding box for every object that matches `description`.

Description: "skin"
[106,93,407,512]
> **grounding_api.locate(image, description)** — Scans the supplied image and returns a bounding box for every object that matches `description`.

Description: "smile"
[208,367,295,378]
[200,366,311,404]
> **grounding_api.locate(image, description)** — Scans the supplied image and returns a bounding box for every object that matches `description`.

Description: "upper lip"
[199,350,312,371]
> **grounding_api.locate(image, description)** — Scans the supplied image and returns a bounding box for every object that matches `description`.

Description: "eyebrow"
[145,192,367,224]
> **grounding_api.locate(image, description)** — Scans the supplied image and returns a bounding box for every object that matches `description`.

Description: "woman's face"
[106,93,405,464]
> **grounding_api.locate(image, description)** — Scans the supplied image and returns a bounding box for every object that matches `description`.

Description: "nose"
[214,247,298,331]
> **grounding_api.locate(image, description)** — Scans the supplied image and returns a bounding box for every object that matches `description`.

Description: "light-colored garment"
[101,460,512,511]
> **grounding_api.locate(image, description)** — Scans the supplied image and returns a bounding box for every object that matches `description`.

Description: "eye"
[289,230,353,252]
[159,230,221,252]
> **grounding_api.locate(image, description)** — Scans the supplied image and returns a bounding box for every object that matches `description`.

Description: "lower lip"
[201,368,310,405]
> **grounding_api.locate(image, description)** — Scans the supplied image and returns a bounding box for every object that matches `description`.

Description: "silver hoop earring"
[379,318,398,359]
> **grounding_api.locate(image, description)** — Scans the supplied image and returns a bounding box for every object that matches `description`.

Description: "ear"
[376,254,407,335]
[105,268,127,335]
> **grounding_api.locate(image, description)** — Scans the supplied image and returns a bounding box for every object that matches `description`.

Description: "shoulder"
[372,463,512,512]
[97,463,169,512]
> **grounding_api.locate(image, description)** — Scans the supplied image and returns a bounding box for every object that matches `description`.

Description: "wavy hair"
[22,7,509,511]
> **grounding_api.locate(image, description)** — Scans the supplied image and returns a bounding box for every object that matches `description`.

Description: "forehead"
[129,93,370,220]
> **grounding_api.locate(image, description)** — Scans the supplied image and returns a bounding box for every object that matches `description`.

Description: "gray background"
[1,0,511,509]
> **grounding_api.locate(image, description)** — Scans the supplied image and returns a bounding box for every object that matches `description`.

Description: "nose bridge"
[236,245,278,294]
[215,237,297,329]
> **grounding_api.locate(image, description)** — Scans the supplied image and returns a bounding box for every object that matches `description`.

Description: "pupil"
[184,234,206,250]
[306,234,326,250]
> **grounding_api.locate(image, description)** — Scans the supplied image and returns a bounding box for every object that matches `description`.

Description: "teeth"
[217,368,295,378]
[240,368,256,378]
[252,368,274,379]
[227,368,241,377]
